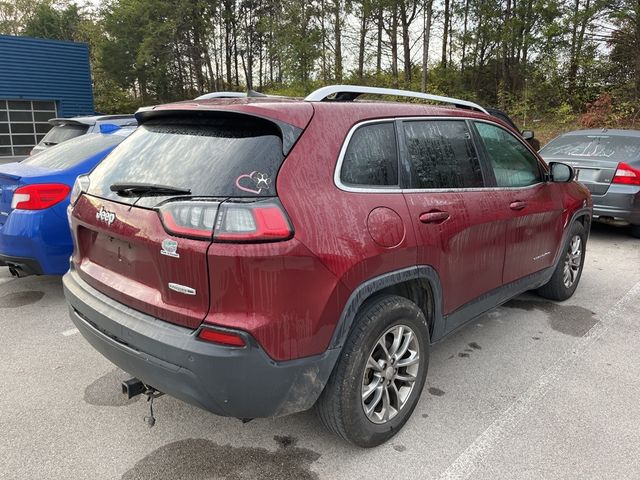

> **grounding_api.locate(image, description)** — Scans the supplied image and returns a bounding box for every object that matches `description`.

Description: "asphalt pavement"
[0,222,638,480]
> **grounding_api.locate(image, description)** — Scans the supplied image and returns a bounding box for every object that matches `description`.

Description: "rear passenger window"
[403,120,483,189]
[475,122,541,187]
[340,122,398,187]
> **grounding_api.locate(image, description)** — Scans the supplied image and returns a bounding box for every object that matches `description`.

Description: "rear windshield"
[87,116,284,203]
[39,124,89,146]
[22,134,123,171]
[540,134,640,161]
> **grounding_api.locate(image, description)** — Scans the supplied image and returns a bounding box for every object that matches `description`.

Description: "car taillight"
[198,327,246,347]
[157,198,293,242]
[11,184,71,210]
[612,162,640,186]
[214,199,293,242]
[157,200,221,239]
[69,175,90,206]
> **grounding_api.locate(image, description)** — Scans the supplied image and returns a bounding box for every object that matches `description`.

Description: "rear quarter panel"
[270,106,419,359]
[555,180,592,259]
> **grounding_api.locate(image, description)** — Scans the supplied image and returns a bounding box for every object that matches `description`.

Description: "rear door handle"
[509,201,527,211]
[419,211,450,224]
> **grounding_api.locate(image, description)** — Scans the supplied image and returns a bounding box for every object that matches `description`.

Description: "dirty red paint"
[69,97,591,361]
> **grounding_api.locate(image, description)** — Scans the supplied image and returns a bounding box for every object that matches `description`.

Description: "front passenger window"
[475,122,541,187]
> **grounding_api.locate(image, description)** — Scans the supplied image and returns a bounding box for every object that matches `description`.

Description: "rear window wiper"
[109,182,191,197]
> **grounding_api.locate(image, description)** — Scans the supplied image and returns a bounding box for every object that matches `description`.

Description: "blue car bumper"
[0,203,72,275]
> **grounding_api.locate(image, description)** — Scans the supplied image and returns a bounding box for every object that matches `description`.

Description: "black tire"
[315,294,430,447]
[631,224,640,239]
[536,221,587,301]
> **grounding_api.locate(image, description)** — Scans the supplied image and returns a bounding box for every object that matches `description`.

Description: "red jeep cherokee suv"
[63,85,592,447]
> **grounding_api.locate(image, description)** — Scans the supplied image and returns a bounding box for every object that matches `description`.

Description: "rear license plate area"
[93,233,136,269]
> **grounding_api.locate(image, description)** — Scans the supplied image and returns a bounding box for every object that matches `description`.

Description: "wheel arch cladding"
[329,266,445,350]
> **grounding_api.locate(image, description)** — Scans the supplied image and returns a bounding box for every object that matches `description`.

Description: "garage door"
[0,100,57,157]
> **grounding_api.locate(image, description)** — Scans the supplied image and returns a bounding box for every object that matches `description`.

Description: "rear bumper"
[0,206,72,275]
[0,254,43,275]
[62,268,339,418]
[592,184,640,224]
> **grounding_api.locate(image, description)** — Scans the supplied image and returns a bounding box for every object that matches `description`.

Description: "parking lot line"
[438,279,640,480]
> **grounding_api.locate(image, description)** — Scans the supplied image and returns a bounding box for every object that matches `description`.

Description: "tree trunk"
[461,0,469,72]
[421,0,433,92]
[391,6,399,87]
[376,6,383,75]
[448,3,453,67]
[320,0,328,81]
[358,6,367,80]
[399,1,415,86]
[441,0,450,68]
[334,0,343,81]
[233,17,240,87]
[224,0,232,87]
[502,0,512,93]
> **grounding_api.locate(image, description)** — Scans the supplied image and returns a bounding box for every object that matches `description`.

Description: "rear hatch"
[37,120,90,149]
[540,133,640,195]
[73,109,310,329]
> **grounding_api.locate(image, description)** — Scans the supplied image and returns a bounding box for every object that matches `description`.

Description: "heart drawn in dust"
[235,171,262,194]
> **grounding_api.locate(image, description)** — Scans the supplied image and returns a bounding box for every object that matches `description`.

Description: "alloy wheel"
[563,235,582,288]
[361,324,420,424]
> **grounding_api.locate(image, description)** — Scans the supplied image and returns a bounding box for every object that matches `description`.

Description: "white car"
[30,114,137,155]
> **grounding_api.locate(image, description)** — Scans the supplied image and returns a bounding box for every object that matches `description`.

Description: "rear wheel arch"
[330,266,445,350]
[574,212,591,232]
[375,279,434,334]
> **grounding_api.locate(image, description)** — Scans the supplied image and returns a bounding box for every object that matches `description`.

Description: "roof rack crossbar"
[304,85,488,114]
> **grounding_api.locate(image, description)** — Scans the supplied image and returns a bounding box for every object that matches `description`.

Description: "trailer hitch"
[122,378,164,427]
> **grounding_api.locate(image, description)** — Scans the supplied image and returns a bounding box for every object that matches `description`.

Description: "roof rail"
[304,85,488,114]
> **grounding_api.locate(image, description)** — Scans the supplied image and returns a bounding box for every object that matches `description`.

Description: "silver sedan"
[540,128,640,238]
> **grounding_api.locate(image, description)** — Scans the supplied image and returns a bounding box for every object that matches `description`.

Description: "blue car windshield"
[22,133,124,171]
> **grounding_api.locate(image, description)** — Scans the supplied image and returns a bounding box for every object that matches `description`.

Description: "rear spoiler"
[48,118,95,127]
[134,108,303,156]
[0,171,21,181]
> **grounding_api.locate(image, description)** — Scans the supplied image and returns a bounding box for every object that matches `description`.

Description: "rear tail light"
[214,199,293,242]
[11,183,71,210]
[157,198,293,242]
[158,200,220,239]
[612,162,640,186]
[198,327,246,347]
[70,175,90,206]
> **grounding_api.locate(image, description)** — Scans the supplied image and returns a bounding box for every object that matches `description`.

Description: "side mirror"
[521,130,535,141]
[549,162,574,183]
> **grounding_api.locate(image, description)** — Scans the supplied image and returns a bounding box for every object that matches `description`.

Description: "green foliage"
[2,0,639,120]
[23,2,82,40]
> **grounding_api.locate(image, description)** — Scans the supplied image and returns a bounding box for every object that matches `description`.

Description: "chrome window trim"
[334,116,547,194]
[335,118,402,193]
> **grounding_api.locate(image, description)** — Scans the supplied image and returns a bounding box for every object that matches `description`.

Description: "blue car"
[0,127,135,276]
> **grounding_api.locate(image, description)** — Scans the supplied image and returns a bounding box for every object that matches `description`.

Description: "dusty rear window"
[87,116,285,204]
[540,134,640,161]
[39,124,88,146]
[22,134,123,171]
